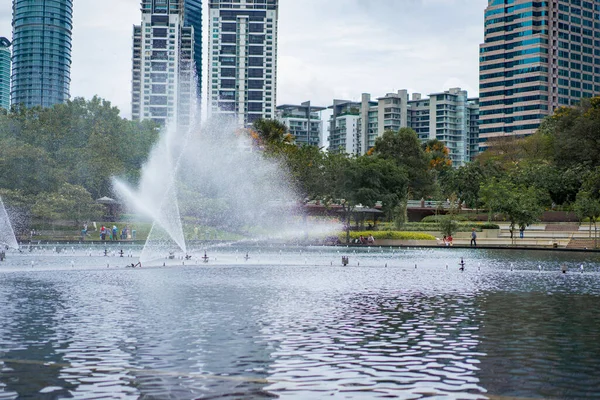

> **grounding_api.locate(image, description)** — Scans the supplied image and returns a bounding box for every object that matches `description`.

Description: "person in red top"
[447,234,453,246]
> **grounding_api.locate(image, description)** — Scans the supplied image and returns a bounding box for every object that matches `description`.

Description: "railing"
[407,200,454,209]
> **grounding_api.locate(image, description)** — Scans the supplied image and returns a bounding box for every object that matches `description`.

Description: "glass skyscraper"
[184,0,202,99]
[0,37,11,111]
[479,0,600,148]
[11,0,73,108]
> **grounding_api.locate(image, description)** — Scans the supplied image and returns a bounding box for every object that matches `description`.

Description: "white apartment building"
[331,88,480,166]
[131,0,195,128]
[276,102,325,147]
[328,100,367,154]
[208,0,278,126]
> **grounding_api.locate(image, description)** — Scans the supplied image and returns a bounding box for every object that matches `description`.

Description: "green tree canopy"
[0,96,159,199]
[373,127,434,198]
[480,178,544,238]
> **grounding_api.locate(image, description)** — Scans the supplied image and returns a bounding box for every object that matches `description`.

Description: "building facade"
[276,102,325,147]
[327,100,365,155]
[184,0,202,99]
[207,0,279,126]
[408,88,480,166]
[330,88,479,166]
[0,37,10,111]
[132,0,195,127]
[11,0,73,108]
[479,0,600,148]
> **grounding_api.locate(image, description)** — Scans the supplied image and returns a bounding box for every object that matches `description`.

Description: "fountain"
[114,113,339,264]
[0,196,19,250]
[113,118,190,262]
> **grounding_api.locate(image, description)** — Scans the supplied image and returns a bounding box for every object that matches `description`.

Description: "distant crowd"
[79,223,137,241]
[354,234,375,245]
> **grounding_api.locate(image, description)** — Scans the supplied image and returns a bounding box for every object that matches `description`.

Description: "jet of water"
[0,197,18,250]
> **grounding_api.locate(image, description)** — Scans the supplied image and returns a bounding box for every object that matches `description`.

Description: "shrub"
[342,231,436,241]
[480,223,500,229]
[421,214,470,223]
[439,216,459,236]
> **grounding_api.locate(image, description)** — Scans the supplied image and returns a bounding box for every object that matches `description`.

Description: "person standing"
[112,225,118,241]
[100,226,106,241]
[519,225,525,239]
[471,228,477,247]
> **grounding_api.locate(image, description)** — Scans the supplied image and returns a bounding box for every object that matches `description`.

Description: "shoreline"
[13,239,600,254]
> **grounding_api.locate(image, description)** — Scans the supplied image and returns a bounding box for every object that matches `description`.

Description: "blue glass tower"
[479,0,600,149]
[184,0,202,99]
[0,37,11,111]
[11,0,73,108]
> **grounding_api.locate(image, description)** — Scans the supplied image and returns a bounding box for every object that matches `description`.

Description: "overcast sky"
[0,0,488,119]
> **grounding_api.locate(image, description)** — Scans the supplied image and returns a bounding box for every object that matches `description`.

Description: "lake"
[0,245,599,399]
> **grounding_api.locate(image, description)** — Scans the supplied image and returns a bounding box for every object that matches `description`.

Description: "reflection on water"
[0,246,599,399]
[478,292,600,399]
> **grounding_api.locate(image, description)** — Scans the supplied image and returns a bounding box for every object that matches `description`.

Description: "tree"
[545,98,600,169]
[0,96,160,200]
[480,178,544,241]
[373,128,434,198]
[350,156,408,220]
[573,190,600,248]
[30,184,103,228]
[251,118,294,149]
[279,145,329,201]
[441,162,489,209]
[56,183,104,226]
[423,139,452,174]
[314,153,408,243]
[439,216,459,237]
[0,140,63,195]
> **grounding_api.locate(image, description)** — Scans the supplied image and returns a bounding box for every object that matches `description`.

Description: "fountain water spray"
[113,116,193,262]
[114,95,339,263]
[0,197,18,250]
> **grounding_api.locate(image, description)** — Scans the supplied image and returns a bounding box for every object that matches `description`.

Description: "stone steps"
[452,238,570,248]
[567,238,600,250]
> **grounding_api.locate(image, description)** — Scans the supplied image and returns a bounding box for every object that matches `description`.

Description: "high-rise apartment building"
[276,102,325,147]
[132,0,195,127]
[479,0,600,148]
[408,89,480,166]
[11,0,73,108]
[207,0,279,126]
[0,37,10,111]
[329,88,480,166]
[328,100,366,155]
[184,0,202,98]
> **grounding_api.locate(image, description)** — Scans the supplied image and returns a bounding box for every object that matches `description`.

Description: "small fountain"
[0,197,18,250]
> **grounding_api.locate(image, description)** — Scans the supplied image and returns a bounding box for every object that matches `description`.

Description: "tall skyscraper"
[11,0,73,108]
[207,0,279,126]
[0,37,11,111]
[479,0,600,148]
[184,0,202,99]
[131,0,195,127]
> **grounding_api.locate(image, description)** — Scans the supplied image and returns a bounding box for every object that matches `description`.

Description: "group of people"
[442,234,454,246]
[99,225,133,241]
[441,229,478,247]
[354,234,375,245]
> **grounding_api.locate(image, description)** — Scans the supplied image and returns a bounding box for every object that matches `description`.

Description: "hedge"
[383,222,499,232]
[421,215,470,223]
[342,231,436,241]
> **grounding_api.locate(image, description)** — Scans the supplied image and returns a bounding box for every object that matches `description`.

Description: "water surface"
[0,245,599,399]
